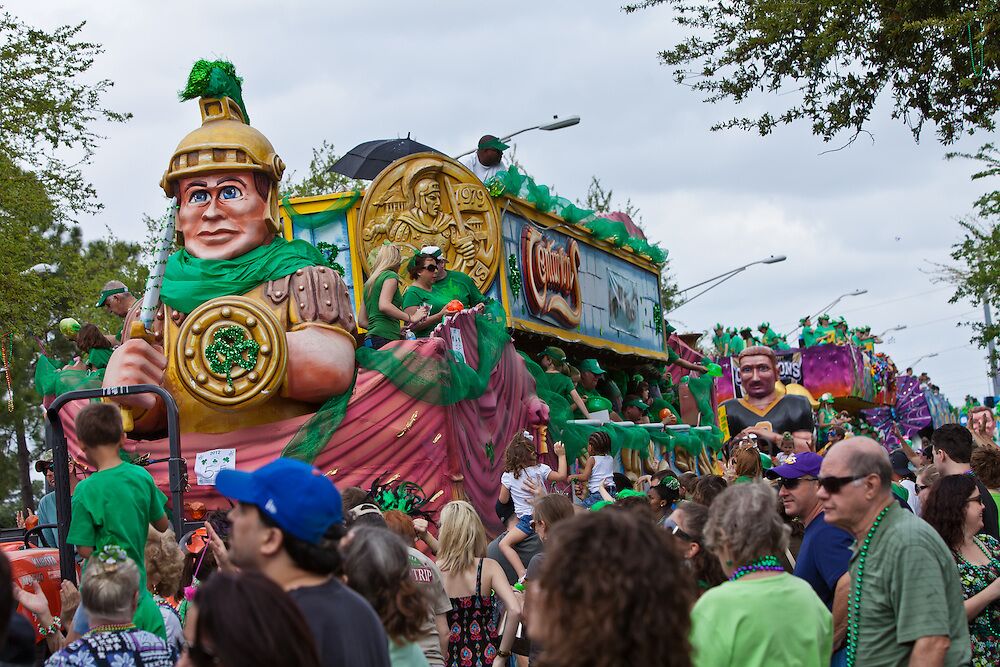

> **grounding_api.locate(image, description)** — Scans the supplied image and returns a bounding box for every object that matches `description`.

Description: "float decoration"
[507,253,522,300]
[860,375,932,449]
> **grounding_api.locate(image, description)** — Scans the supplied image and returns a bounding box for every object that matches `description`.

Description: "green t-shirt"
[728,335,745,355]
[432,270,485,308]
[541,371,575,402]
[846,502,971,666]
[801,326,817,347]
[711,334,729,355]
[690,573,832,667]
[364,270,403,340]
[68,462,168,638]
[86,347,113,370]
[401,284,452,338]
[388,639,430,667]
[667,346,680,364]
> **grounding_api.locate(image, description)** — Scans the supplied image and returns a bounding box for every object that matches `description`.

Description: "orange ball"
[445,300,464,313]
[659,408,672,420]
[24,514,38,531]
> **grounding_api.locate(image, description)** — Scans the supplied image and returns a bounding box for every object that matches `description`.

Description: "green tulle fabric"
[281,192,361,231]
[33,355,105,396]
[491,166,667,264]
[282,301,510,463]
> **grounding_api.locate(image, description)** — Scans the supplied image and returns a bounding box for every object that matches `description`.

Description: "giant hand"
[102,339,167,412]
[284,326,356,402]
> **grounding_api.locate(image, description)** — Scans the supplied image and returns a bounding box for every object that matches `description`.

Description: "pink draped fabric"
[54,310,544,534]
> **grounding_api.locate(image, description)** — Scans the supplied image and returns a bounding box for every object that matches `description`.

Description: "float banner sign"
[502,211,664,356]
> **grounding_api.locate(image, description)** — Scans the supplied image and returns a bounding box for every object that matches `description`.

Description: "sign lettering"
[520,226,583,327]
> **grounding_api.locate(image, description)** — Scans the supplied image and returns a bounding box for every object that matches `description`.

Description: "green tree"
[625,0,998,145]
[281,140,363,198]
[0,10,130,220]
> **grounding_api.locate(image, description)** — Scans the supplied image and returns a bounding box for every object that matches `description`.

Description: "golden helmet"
[160,96,286,234]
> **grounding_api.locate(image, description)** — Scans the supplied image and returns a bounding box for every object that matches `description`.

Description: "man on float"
[799,316,816,347]
[421,245,485,309]
[813,314,835,345]
[96,280,137,342]
[726,327,744,355]
[722,346,815,455]
[575,358,619,419]
[710,323,729,357]
[103,61,356,433]
[458,135,509,182]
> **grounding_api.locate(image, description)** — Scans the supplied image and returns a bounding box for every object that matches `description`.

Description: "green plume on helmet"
[179,59,250,123]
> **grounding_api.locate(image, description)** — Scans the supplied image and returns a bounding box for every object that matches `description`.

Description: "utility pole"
[984,301,1000,398]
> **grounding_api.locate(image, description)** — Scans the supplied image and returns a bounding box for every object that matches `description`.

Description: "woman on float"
[689,482,831,666]
[437,500,521,667]
[402,253,452,338]
[359,244,428,349]
[922,474,1000,665]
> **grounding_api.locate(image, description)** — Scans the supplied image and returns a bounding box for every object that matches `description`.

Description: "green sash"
[161,237,327,313]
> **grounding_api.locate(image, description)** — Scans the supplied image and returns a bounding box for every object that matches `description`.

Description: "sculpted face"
[176,172,273,260]
[415,179,442,217]
[738,354,777,400]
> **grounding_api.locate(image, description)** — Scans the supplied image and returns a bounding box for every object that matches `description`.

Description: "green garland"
[489,166,667,265]
[653,302,663,335]
[315,242,346,276]
[507,254,522,300]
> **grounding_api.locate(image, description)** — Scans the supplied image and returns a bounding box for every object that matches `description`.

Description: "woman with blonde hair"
[437,501,521,667]
[145,526,186,658]
[359,243,428,349]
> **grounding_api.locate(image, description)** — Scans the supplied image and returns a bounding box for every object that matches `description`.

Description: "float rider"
[96,280,137,343]
[421,245,486,309]
[711,323,729,357]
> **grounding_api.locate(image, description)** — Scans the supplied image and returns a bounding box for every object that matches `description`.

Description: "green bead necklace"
[956,536,1000,640]
[845,504,890,667]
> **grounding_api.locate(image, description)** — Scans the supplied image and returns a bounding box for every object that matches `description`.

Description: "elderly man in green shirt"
[818,437,971,667]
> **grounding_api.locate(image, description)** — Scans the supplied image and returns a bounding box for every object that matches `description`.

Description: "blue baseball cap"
[765,452,823,480]
[216,458,343,544]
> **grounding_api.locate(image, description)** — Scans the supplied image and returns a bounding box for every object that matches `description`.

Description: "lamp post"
[910,352,940,367]
[454,116,581,158]
[877,325,907,338]
[667,255,787,313]
[787,289,868,335]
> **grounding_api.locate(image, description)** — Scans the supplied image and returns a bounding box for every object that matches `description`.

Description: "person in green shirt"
[690,481,832,666]
[799,316,816,348]
[833,318,850,345]
[819,438,971,667]
[67,402,170,639]
[710,323,729,356]
[402,253,452,338]
[76,324,115,372]
[813,314,835,345]
[727,328,745,355]
[538,346,590,417]
[420,245,486,309]
[358,244,428,349]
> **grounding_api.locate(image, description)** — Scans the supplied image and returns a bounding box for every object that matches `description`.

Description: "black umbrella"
[329,136,441,180]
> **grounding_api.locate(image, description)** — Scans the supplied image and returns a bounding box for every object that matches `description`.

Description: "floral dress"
[956,534,1000,667]
[45,626,174,666]
[446,558,499,667]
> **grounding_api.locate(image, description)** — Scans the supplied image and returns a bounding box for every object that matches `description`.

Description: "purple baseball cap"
[765,452,823,480]
[216,458,343,544]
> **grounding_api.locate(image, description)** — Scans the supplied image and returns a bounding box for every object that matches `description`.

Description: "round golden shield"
[175,296,287,411]
[356,152,501,292]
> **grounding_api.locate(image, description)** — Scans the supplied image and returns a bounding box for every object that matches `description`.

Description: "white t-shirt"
[589,455,615,494]
[501,463,552,518]
[458,153,507,182]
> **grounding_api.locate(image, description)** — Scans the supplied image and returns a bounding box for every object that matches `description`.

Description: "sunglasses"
[817,474,868,494]
[421,263,438,272]
[662,518,694,542]
[776,477,817,490]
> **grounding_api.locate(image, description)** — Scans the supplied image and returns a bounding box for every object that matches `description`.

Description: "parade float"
[36,60,719,544]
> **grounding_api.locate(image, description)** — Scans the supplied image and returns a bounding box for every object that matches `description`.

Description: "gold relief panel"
[356,153,500,292]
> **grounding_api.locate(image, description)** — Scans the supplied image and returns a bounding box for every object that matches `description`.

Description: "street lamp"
[910,352,940,367]
[454,115,581,158]
[787,289,868,335]
[667,255,787,313]
[877,325,907,338]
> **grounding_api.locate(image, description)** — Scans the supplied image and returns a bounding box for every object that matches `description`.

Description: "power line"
[837,286,953,316]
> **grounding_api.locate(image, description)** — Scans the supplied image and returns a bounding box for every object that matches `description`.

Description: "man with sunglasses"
[932,423,1000,540]
[818,438,970,667]
[767,452,853,661]
[722,346,814,455]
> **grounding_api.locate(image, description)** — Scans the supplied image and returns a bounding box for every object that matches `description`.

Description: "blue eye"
[189,191,209,204]
[220,185,241,200]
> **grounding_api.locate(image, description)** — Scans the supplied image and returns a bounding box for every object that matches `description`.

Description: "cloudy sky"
[15,1,996,405]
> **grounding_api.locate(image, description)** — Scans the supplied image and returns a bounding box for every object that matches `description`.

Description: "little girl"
[568,431,616,509]
[498,432,567,579]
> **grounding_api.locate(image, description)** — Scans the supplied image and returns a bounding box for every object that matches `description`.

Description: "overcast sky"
[14,1,996,406]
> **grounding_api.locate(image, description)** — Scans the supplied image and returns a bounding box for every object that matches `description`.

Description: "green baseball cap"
[95,286,128,307]
[540,346,566,362]
[819,314,830,321]
[799,316,811,324]
[714,323,723,330]
[579,358,605,375]
[759,322,770,329]
[624,397,649,412]
[419,245,443,259]
[479,137,509,152]
[820,393,835,404]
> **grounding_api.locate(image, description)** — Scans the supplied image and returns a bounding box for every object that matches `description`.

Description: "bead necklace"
[88,622,136,635]
[845,504,890,667]
[956,536,1000,640]
[729,555,783,582]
